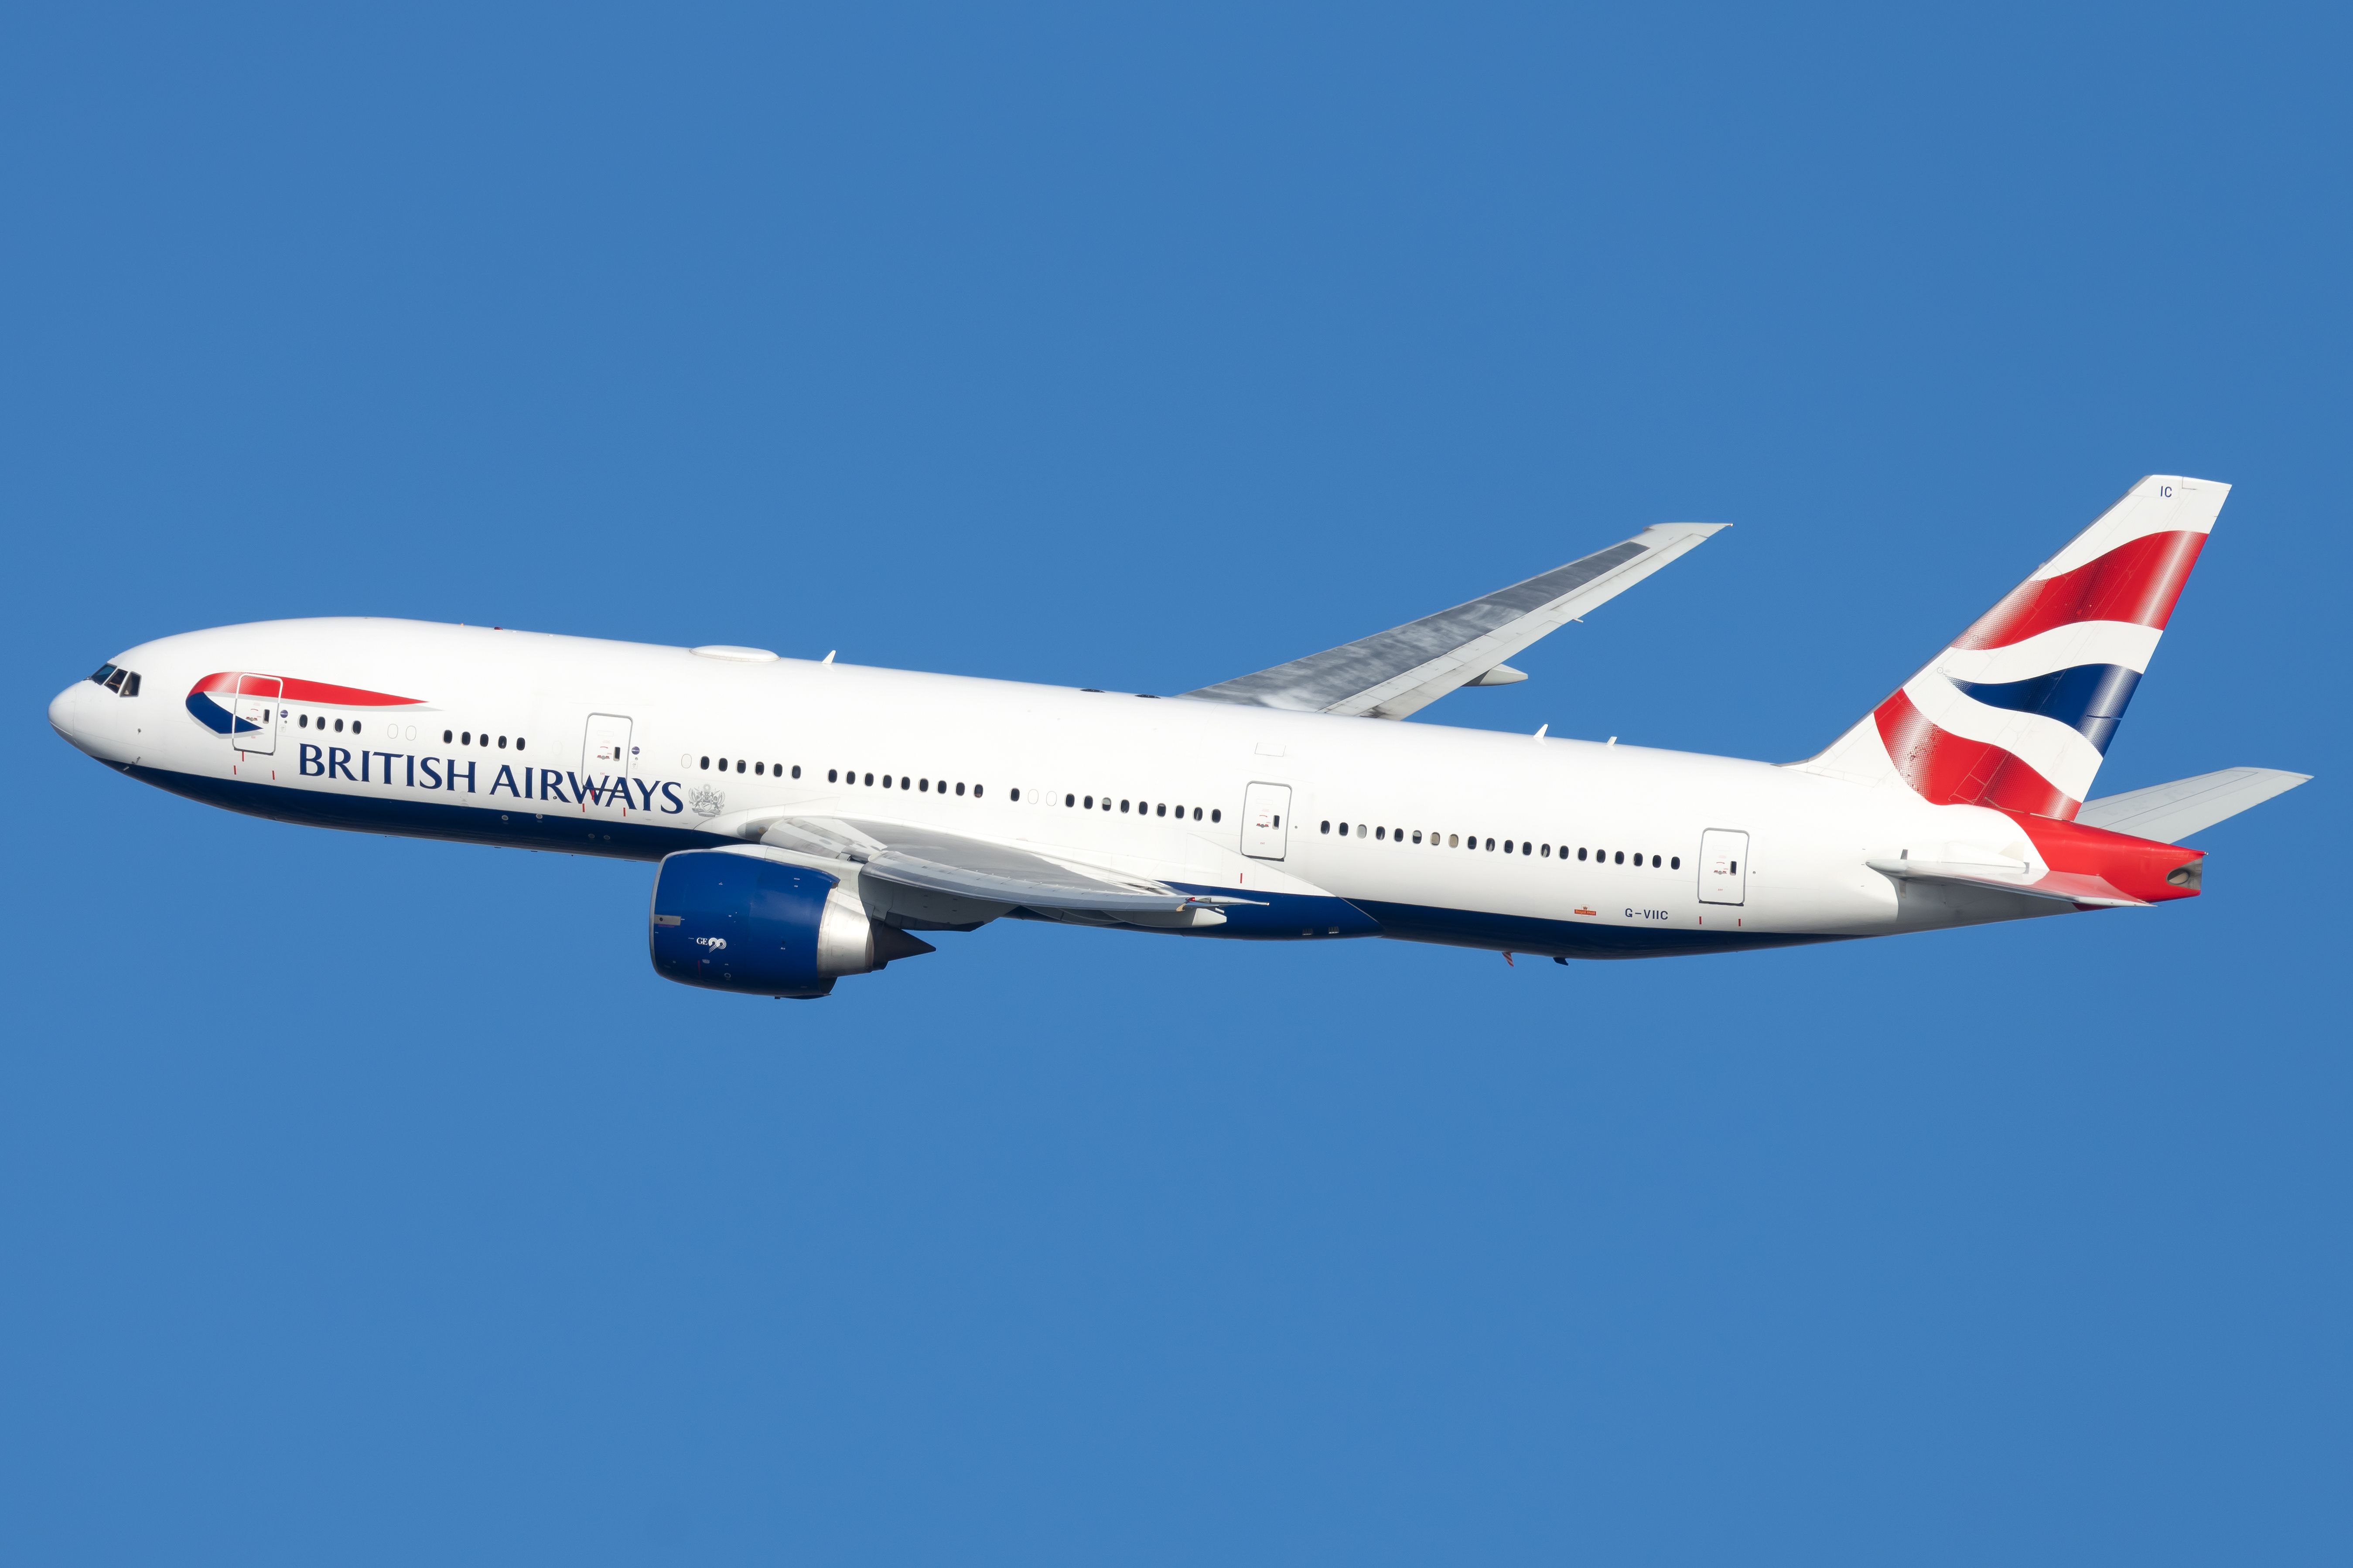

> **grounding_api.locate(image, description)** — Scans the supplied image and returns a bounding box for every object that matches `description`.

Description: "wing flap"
[1182,522,1727,720]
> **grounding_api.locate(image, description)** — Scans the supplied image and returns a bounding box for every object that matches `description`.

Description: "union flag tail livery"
[1803,475,2223,819]
[51,475,2309,997]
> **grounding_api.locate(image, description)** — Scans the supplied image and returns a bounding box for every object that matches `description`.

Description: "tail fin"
[1800,474,2229,820]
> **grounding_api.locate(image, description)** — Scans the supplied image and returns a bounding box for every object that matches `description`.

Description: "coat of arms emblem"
[686,784,726,818]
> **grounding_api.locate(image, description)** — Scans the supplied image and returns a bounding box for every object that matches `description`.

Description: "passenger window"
[517,737,526,751]
[1375,826,1384,840]
[1412,831,1422,844]
[1156,803,1166,817]
[1211,809,1221,823]
[956,782,966,795]
[864,773,873,786]
[791,765,799,778]
[883,774,893,788]
[1541,844,1551,857]
[1120,800,1130,812]
[919,777,929,791]
[1670,856,1680,869]
[1448,834,1458,847]
[1485,838,1495,851]
[974,785,984,798]
[1503,839,1513,853]
[442,728,451,743]
[1614,851,1624,864]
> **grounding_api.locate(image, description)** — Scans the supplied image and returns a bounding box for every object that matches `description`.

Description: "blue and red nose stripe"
[184,672,424,736]
[1946,663,2142,753]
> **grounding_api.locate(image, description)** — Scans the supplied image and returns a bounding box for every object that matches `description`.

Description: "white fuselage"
[51,617,2074,959]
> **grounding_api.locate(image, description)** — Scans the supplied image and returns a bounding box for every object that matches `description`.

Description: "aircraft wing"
[752,815,1257,927]
[1181,521,1728,720]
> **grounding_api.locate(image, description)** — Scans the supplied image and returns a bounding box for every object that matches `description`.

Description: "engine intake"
[649,849,935,999]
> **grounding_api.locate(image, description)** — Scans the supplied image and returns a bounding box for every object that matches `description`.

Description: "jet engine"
[648,849,934,999]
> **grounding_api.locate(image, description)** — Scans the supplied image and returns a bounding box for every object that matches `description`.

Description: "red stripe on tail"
[1872,689,2079,818]
[1952,530,2206,651]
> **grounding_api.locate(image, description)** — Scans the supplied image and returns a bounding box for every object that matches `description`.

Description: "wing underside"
[754,816,1255,927]
[1181,521,1726,719]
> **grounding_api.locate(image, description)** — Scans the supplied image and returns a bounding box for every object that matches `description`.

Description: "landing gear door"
[1242,782,1292,861]
[1698,828,1749,905]
[232,675,281,754]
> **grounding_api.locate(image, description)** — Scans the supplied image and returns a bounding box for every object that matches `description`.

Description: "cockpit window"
[104,668,128,693]
[89,664,116,685]
[88,664,140,696]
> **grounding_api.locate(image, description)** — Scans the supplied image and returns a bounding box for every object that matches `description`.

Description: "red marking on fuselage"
[191,672,423,707]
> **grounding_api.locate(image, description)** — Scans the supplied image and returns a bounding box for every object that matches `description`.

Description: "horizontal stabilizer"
[1184,522,1727,720]
[2074,767,2311,843]
[1866,857,2148,909]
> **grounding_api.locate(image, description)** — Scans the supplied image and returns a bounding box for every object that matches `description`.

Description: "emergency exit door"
[1242,782,1292,860]
[1698,828,1749,905]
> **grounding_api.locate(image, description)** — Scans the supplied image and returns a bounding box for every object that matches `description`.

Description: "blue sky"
[3,3,2347,1562]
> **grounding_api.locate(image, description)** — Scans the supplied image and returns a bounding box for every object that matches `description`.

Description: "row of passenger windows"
[1061,794,1221,823]
[700,757,803,778]
[291,715,523,749]
[1320,819,1680,869]
[823,768,985,798]
[87,664,142,696]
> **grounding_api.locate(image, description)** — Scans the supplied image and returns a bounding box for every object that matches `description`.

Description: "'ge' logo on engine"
[694,936,728,951]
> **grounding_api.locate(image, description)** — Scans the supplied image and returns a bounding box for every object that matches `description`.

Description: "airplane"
[49,474,2309,999]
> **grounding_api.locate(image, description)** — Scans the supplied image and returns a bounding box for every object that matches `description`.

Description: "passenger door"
[581,713,634,803]
[1242,782,1292,860]
[232,675,280,754]
[1698,828,1749,905]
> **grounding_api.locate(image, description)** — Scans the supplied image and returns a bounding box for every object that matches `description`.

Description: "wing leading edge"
[1181,521,1728,720]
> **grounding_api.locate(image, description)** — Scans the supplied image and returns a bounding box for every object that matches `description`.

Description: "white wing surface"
[752,816,1256,927]
[1181,522,1727,719]
[2074,767,2311,843]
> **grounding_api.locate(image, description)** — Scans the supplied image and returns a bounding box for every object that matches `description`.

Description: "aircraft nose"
[49,682,83,744]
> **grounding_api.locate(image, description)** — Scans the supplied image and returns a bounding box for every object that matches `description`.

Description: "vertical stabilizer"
[1799,475,2228,819]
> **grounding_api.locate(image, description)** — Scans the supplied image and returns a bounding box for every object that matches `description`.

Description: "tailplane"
[1800,475,2228,819]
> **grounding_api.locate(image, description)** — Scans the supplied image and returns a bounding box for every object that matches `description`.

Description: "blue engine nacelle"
[648,849,934,999]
